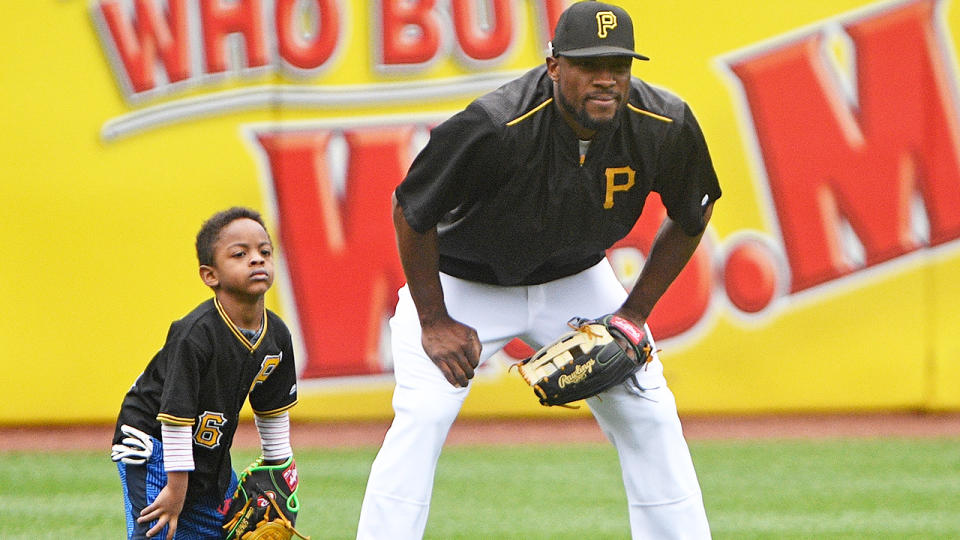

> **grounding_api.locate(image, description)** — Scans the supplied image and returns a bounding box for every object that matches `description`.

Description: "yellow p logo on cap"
[596,11,617,38]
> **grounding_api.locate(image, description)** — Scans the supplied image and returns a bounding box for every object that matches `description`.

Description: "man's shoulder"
[627,78,689,123]
[472,65,552,126]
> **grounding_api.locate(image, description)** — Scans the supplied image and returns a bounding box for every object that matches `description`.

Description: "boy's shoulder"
[164,299,219,343]
[170,298,217,328]
[265,308,292,338]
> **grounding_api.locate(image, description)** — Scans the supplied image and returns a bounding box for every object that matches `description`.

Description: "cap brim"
[559,46,649,61]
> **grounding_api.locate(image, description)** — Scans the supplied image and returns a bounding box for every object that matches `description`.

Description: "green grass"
[1,438,958,539]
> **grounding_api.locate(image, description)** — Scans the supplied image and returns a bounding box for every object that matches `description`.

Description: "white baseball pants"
[356,260,711,539]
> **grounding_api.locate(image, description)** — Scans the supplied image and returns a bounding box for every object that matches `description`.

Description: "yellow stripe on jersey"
[214,297,267,352]
[506,98,553,126]
[253,400,298,417]
[627,104,674,123]
[157,413,196,426]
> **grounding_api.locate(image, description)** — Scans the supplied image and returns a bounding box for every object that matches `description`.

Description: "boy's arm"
[138,423,194,539]
[255,411,293,464]
[138,471,188,540]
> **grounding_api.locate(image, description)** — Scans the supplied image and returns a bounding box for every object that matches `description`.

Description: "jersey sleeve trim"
[506,98,553,126]
[156,413,196,426]
[252,400,298,417]
[627,104,674,123]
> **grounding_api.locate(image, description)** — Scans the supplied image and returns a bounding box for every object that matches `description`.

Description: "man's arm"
[393,193,481,387]
[616,202,715,325]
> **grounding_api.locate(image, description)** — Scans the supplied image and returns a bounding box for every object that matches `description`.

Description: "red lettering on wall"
[97,0,190,93]
[95,0,348,99]
[379,0,441,65]
[539,0,569,45]
[451,0,513,61]
[201,0,268,73]
[728,0,960,292]
[376,0,567,67]
[276,0,340,70]
[723,239,779,314]
[253,129,408,378]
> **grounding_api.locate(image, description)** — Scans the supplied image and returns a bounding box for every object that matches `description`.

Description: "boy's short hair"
[195,207,269,266]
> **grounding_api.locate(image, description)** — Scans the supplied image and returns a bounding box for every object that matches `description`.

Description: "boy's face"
[200,218,274,300]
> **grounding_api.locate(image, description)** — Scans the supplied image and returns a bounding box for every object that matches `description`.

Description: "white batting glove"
[111,424,154,465]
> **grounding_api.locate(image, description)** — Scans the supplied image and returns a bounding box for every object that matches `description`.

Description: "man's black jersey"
[113,298,298,502]
[395,65,722,286]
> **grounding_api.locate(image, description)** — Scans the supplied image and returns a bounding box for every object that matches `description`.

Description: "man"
[358,1,719,538]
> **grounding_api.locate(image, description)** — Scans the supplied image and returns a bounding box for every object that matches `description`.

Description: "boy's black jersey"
[396,65,722,286]
[113,298,298,502]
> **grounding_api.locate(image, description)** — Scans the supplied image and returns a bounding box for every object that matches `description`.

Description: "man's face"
[549,55,632,133]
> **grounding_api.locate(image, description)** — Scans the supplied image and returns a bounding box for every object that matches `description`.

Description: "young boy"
[111,207,300,540]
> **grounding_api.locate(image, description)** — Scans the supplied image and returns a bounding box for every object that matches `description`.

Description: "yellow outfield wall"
[2,0,960,424]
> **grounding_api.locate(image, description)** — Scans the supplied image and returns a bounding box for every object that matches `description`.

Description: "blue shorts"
[117,437,238,540]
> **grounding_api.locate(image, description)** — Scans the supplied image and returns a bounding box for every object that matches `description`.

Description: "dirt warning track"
[3,412,959,452]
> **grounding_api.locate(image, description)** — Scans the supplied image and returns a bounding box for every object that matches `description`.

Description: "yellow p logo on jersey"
[251,353,282,389]
[604,166,636,209]
[596,11,617,38]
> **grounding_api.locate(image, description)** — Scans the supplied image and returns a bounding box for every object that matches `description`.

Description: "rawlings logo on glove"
[515,315,653,407]
[559,359,596,387]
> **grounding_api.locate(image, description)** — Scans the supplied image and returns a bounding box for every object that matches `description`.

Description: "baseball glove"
[222,456,310,540]
[515,315,653,407]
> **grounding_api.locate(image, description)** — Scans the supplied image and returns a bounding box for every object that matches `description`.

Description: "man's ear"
[546,56,560,82]
[199,265,219,288]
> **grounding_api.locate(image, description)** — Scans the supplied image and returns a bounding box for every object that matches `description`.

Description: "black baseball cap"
[550,1,649,61]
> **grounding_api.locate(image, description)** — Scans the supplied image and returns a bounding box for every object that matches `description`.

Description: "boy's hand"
[138,471,188,539]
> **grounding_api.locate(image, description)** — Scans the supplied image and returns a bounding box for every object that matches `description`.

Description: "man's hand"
[138,471,187,539]
[421,316,481,388]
